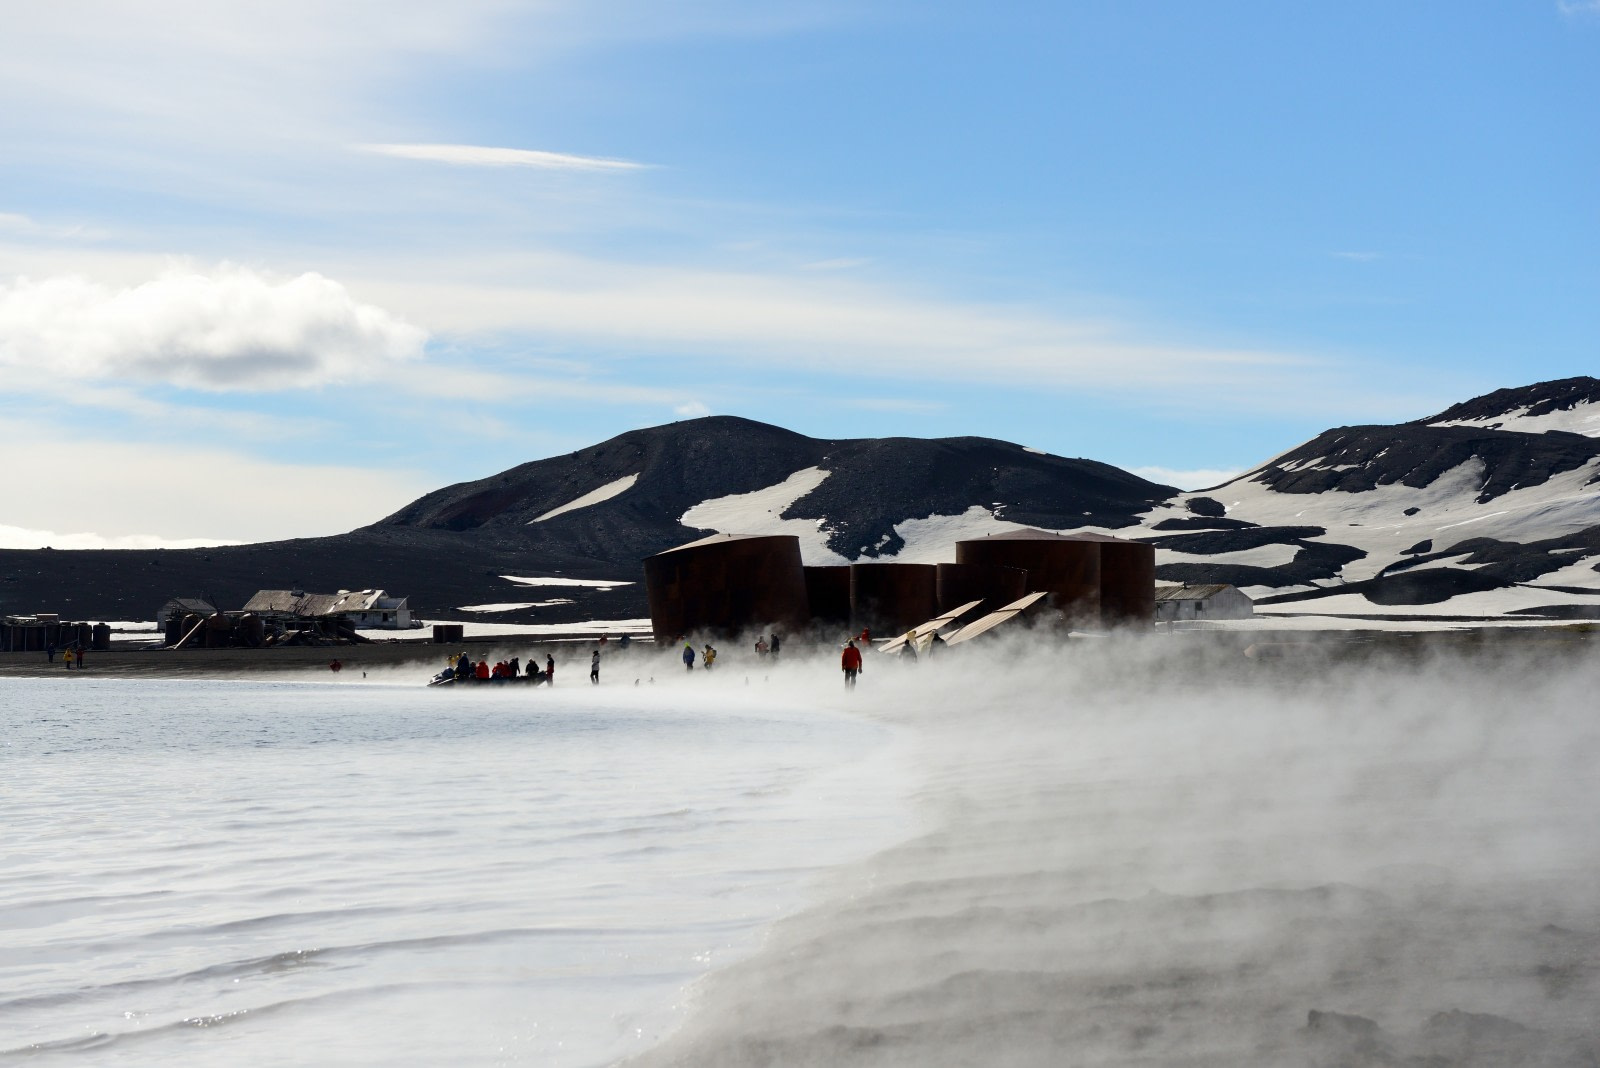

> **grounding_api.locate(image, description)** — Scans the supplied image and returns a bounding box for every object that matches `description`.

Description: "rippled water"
[0,676,911,1065]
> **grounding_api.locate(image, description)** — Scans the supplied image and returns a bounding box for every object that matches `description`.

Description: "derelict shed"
[955,529,1101,626]
[935,562,1028,617]
[849,562,938,636]
[804,565,852,625]
[1154,583,1255,622]
[643,533,809,643]
[1062,532,1156,628]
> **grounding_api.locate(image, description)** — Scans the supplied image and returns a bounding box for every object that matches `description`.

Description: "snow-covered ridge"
[501,575,634,588]
[1430,401,1600,437]
[530,473,639,523]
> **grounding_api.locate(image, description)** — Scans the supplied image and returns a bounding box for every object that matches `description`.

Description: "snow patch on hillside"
[1175,457,1600,588]
[680,467,849,564]
[1431,401,1600,437]
[501,575,634,588]
[889,506,1039,563]
[530,473,639,523]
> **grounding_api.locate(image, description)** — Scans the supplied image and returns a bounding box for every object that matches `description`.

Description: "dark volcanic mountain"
[0,417,1174,623]
[1140,376,1600,614]
[12,378,1600,627]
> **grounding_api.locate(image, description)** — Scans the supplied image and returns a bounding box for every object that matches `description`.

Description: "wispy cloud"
[1557,0,1600,15]
[1332,251,1383,262]
[0,265,426,390]
[674,400,712,417]
[356,143,650,172]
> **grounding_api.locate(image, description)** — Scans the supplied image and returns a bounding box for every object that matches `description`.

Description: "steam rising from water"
[635,630,1600,1066]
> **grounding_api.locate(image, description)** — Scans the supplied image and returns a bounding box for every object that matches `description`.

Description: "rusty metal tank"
[955,529,1101,626]
[644,533,809,642]
[849,562,938,636]
[935,562,1028,616]
[804,566,852,625]
[1064,532,1155,628]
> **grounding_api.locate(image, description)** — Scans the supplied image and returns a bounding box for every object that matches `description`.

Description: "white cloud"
[0,265,426,390]
[1558,0,1600,14]
[1129,466,1245,491]
[357,143,649,172]
[1332,251,1383,262]
[674,400,712,417]
[0,432,432,542]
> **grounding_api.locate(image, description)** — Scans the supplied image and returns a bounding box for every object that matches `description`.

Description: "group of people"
[46,643,86,670]
[682,642,718,670]
[752,633,782,658]
[447,650,555,685]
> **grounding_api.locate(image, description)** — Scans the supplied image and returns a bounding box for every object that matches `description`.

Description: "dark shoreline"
[0,633,661,680]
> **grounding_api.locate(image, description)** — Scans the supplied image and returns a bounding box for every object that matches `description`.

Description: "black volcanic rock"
[1415,375,1600,426]
[1250,423,1600,503]
[372,417,1174,564]
[1149,516,1258,531]
[0,416,1174,621]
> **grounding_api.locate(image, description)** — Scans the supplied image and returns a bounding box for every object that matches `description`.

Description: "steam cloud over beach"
[633,633,1600,1066]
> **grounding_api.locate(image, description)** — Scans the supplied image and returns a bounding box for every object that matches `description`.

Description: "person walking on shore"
[841,639,863,689]
[702,644,717,671]
[682,643,695,671]
[590,648,601,685]
[74,646,84,670]
[546,653,556,684]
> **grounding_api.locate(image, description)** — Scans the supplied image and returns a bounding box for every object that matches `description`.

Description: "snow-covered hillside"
[664,378,1600,623]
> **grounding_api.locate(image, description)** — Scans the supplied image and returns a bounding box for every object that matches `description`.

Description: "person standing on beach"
[770,633,781,659]
[46,643,55,664]
[74,646,84,670]
[590,648,600,685]
[841,639,863,689]
[702,644,717,670]
[682,643,695,671]
[546,653,555,684]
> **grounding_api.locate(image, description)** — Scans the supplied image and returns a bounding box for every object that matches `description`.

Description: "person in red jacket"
[841,639,863,689]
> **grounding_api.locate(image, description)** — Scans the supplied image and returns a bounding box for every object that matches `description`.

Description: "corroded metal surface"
[644,533,809,642]
[955,530,1100,626]
[1092,536,1156,628]
[804,566,852,625]
[849,563,938,636]
[935,562,1028,616]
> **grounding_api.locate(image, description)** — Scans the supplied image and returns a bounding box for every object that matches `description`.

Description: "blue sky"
[1,1,1596,545]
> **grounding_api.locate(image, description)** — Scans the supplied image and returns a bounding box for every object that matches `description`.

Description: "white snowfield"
[530,473,639,523]
[679,467,850,564]
[1430,400,1600,437]
[500,575,634,588]
[457,600,574,612]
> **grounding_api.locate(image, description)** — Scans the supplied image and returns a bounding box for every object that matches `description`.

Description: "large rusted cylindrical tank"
[955,530,1100,626]
[804,566,851,625]
[849,563,937,636]
[91,623,112,650]
[1066,533,1155,628]
[644,533,809,643]
[935,562,1028,616]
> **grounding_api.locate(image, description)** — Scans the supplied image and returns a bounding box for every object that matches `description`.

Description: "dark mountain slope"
[1415,376,1600,426]
[1250,424,1600,503]
[2,416,1174,622]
